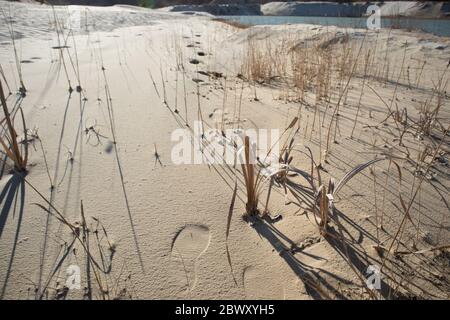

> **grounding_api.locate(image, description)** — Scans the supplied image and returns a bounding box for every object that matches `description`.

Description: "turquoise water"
[217,16,450,37]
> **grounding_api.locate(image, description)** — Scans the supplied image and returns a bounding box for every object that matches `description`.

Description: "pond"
[217,15,450,37]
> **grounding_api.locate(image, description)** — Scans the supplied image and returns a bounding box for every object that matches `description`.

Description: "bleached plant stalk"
[0,79,27,171]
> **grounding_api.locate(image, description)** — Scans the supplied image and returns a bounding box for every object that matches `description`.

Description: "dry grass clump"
[241,31,352,106]
[290,43,329,102]
[290,47,309,101]
[240,118,299,217]
[415,70,448,136]
[241,37,289,85]
[0,79,28,172]
[232,104,447,297]
[241,41,273,83]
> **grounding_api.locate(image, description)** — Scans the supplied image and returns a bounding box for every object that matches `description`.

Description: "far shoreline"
[218,14,450,21]
[215,15,450,38]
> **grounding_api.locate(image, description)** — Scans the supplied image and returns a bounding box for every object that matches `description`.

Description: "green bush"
[139,0,155,8]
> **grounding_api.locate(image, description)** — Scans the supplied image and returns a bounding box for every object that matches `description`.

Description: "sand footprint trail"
[171,225,210,292]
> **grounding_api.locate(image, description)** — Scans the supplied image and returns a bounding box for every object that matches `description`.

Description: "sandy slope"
[0,1,448,299]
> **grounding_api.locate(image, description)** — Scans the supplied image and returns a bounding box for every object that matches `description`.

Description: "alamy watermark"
[366,5,381,30]
[171,121,280,166]
[65,265,81,290]
[366,265,381,290]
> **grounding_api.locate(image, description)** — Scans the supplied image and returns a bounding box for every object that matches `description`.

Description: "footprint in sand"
[171,225,210,291]
[243,266,283,299]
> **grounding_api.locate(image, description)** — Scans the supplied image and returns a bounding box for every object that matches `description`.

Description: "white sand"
[0,1,449,299]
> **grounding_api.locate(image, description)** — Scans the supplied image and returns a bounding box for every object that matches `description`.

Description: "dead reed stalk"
[0,79,27,171]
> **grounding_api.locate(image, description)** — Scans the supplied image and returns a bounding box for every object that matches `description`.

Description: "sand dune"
[0,1,448,300]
